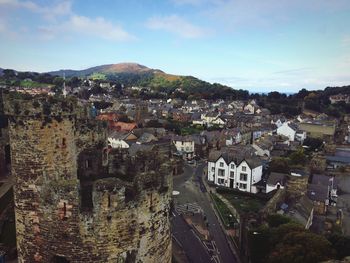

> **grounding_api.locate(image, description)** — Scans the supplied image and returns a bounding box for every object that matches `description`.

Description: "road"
[172,161,238,263]
[172,210,212,263]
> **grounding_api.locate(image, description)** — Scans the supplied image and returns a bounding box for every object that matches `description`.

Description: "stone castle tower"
[4,92,172,263]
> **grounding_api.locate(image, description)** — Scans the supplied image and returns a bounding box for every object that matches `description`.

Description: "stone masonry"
[4,92,173,263]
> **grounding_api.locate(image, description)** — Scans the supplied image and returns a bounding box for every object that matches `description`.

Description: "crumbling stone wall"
[4,93,172,263]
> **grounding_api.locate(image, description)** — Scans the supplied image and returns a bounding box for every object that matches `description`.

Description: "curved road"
[172,162,238,263]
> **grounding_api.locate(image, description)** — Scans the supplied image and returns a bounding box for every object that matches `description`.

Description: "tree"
[303,137,323,152]
[269,157,290,173]
[53,77,64,87]
[145,120,163,128]
[289,148,307,165]
[328,234,350,259]
[267,214,292,228]
[295,88,309,99]
[3,69,16,79]
[67,76,81,88]
[268,231,334,263]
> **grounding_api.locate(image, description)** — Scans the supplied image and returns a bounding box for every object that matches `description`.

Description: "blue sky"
[1,0,350,93]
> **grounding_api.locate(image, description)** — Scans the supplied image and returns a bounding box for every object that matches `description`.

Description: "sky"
[1,0,350,93]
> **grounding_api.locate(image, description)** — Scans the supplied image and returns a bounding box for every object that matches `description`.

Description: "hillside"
[47,62,246,99]
[48,63,163,78]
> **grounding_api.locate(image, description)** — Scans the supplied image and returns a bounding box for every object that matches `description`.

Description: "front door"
[230,179,234,188]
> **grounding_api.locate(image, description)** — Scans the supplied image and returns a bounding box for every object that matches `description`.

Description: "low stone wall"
[260,189,286,217]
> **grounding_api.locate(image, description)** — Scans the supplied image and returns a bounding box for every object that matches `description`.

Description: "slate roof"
[137,133,158,144]
[267,172,288,186]
[208,146,262,169]
[108,131,132,140]
[205,111,220,118]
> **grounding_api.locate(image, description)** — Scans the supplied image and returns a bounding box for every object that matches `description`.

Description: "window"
[62,202,67,220]
[218,178,225,185]
[230,171,234,178]
[107,194,111,208]
[211,167,215,172]
[242,166,247,172]
[240,173,247,181]
[239,183,247,189]
[181,147,184,151]
[85,159,92,169]
[218,169,225,177]
[220,162,224,167]
[231,164,235,169]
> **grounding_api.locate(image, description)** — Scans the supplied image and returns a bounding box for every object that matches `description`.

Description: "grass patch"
[220,192,266,214]
[211,193,237,228]
[180,125,204,135]
[20,80,51,87]
[90,72,107,80]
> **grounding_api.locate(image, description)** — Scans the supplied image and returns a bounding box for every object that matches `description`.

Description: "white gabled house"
[200,112,225,127]
[266,172,287,193]
[207,150,263,193]
[108,131,137,149]
[172,135,195,160]
[276,122,306,142]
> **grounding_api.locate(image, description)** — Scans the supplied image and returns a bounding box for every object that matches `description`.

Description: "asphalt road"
[172,210,212,263]
[172,162,238,263]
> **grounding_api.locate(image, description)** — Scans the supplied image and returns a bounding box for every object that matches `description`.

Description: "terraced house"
[207,147,263,193]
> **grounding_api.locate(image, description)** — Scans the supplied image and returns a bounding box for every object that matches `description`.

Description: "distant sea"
[250,91,296,96]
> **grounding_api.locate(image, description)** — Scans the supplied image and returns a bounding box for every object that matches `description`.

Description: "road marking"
[175,202,203,214]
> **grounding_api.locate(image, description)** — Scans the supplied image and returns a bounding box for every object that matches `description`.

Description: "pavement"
[172,210,212,263]
[333,174,350,235]
[172,161,239,263]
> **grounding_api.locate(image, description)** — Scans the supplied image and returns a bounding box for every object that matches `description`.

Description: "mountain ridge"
[47,63,166,78]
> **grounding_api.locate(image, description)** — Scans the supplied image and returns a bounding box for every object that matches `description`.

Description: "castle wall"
[5,93,172,263]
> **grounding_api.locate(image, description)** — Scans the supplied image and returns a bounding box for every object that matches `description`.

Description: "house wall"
[236,161,251,192]
[208,157,263,193]
[252,166,263,185]
[214,157,229,187]
[207,161,216,181]
[173,140,195,159]
[266,183,284,194]
[277,123,296,141]
[108,138,129,149]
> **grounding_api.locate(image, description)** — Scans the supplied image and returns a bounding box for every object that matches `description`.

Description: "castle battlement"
[4,92,173,263]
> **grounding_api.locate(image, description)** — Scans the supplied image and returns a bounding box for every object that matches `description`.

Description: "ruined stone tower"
[4,92,172,263]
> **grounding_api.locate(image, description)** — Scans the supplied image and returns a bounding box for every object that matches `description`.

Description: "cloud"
[203,0,350,29]
[170,0,205,6]
[38,15,136,42]
[0,1,136,42]
[342,36,350,47]
[146,15,208,38]
[66,15,136,41]
[0,0,72,20]
[273,67,313,76]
